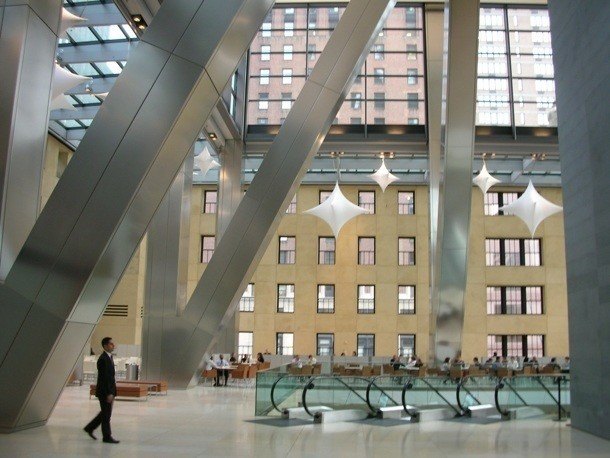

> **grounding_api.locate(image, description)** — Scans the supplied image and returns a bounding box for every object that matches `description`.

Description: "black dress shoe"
[83,427,97,440]
[103,438,120,444]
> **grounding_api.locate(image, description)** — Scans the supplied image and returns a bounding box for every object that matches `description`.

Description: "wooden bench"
[118,380,168,395]
[89,383,148,400]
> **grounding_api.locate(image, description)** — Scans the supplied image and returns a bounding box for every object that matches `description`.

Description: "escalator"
[456,375,501,418]
[401,376,462,422]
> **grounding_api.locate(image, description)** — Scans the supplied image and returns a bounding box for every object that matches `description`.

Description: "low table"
[89,383,148,400]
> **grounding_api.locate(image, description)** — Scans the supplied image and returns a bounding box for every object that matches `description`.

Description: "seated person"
[561,356,570,372]
[205,356,216,371]
[406,356,418,369]
[414,357,424,368]
[508,356,520,370]
[472,357,482,369]
[291,355,303,369]
[241,354,249,364]
[256,352,265,364]
[229,353,237,364]
[440,357,451,372]
[215,354,230,386]
[306,355,317,366]
[491,356,502,372]
[543,357,561,372]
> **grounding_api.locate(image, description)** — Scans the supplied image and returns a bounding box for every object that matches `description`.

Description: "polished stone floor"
[0,385,608,457]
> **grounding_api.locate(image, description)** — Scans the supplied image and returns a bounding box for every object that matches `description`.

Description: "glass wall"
[477,7,556,127]
[247,4,426,127]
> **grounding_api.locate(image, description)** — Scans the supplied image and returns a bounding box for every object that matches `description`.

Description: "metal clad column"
[164,0,396,388]
[141,155,193,381]
[424,4,444,362]
[0,0,61,280]
[0,0,273,433]
[215,139,244,354]
[430,0,480,365]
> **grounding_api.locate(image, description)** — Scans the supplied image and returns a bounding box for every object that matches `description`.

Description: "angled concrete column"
[424,4,444,363]
[430,0,479,365]
[162,0,396,388]
[0,0,273,433]
[549,0,610,440]
[0,1,61,281]
[140,155,193,381]
[216,139,244,353]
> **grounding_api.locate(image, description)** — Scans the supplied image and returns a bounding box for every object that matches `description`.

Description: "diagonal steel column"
[430,0,480,365]
[0,1,61,281]
[162,0,396,388]
[215,139,244,354]
[0,0,273,433]
[424,3,444,365]
[140,154,193,381]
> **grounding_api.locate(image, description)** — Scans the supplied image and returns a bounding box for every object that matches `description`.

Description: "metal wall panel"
[0,1,60,281]
[430,0,480,365]
[160,0,396,388]
[0,0,273,432]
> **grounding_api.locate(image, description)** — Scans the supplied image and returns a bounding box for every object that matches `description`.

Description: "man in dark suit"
[84,337,120,444]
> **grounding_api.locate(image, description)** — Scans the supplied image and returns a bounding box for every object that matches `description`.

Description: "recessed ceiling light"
[209,133,217,140]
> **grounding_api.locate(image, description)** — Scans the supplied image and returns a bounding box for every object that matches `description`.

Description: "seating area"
[201,361,270,387]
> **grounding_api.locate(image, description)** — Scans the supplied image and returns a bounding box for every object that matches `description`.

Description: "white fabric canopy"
[304,182,368,238]
[368,158,399,192]
[499,180,563,237]
[60,8,87,36]
[194,144,220,176]
[49,95,76,111]
[52,64,91,100]
[473,162,501,194]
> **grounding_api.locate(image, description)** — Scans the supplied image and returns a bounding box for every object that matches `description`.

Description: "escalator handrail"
[456,376,484,414]
[532,375,569,416]
[402,376,461,417]
[494,376,529,416]
[270,374,311,413]
[365,375,403,412]
[301,375,373,417]
[401,377,419,417]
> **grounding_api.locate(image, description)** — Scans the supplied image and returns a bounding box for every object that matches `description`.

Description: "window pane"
[358,237,375,265]
[398,285,415,314]
[398,191,415,214]
[239,284,255,312]
[358,285,375,314]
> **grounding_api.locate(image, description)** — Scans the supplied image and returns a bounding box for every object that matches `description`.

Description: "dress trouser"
[216,369,229,385]
[85,398,113,439]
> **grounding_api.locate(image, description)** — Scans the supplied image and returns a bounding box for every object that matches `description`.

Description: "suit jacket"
[95,352,117,399]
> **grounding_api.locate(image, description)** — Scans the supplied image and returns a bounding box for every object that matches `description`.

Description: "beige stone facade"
[41,136,569,360]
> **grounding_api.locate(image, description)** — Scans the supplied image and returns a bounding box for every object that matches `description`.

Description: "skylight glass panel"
[66,27,98,43]
[120,24,138,39]
[93,25,127,41]
[80,119,93,126]
[72,94,101,105]
[59,119,81,128]
[96,61,122,75]
[69,63,99,76]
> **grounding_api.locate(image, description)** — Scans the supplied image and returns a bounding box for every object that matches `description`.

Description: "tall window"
[284,194,297,214]
[319,190,332,204]
[486,238,542,266]
[477,7,556,127]
[203,190,217,214]
[239,283,255,312]
[276,332,294,355]
[484,191,519,215]
[398,191,415,214]
[358,191,375,213]
[238,332,253,356]
[200,236,215,263]
[398,334,415,358]
[281,92,292,110]
[317,333,334,356]
[317,285,335,313]
[398,285,415,314]
[318,237,335,265]
[487,286,543,314]
[277,284,295,313]
[358,237,375,265]
[357,285,375,314]
[258,93,269,110]
[278,236,296,264]
[247,5,426,126]
[487,335,545,357]
[260,68,270,85]
[398,237,416,266]
[357,334,375,357]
